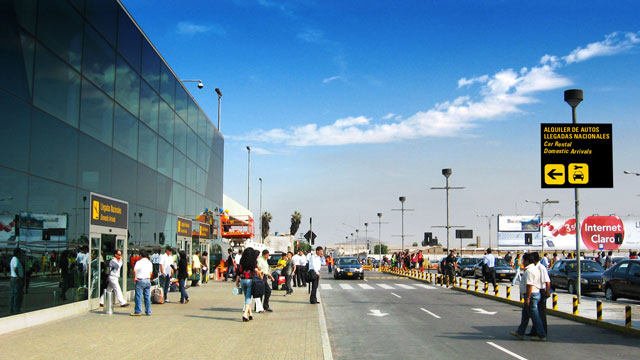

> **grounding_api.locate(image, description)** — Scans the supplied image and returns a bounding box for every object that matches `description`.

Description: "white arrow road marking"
[368,309,389,317]
[415,284,436,290]
[363,279,368,282]
[420,308,441,319]
[390,292,402,298]
[340,284,354,290]
[320,284,333,290]
[358,284,374,290]
[395,284,416,289]
[486,342,528,360]
[472,308,497,315]
[377,284,394,290]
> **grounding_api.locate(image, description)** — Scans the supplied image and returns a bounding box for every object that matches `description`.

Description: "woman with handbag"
[236,248,257,322]
[178,251,189,304]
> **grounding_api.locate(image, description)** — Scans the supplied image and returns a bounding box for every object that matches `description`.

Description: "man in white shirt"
[292,250,304,287]
[511,253,547,341]
[530,252,551,338]
[132,250,153,316]
[482,248,496,286]
[257,249,274,312]
[159,247,174,303]
[10,248,24,314]
[100,249,129,307]
[308,247,326,304]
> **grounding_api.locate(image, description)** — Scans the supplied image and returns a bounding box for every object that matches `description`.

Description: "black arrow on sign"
[547,168,563,180]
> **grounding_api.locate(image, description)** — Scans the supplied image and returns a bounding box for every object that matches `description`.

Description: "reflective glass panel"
[159,63,175,108]
[172,182,185,216]
[187,98,198,130]
[198,110,208,136]
[139,81,159,131]
[115,56,140,117]
[138,123,157,169]
[85,0,117,47]
[175,85,188,121]
[173,117,187,154]
[113,104,138,160]
[186,159,196,191]
[77,133,111,194]
[0,92,30,171]
[0,20,32,101]
[14,0,38,35]
[80,78,113,146]
[197,138,208,168]
[141,40,160,91]
[33,44,81,127]
[82,23,115,97]
[196,167,206,195]
[172,149,186,185]
[116,7,141,72]
[111,150,137,204]
[157,138,173,178]
[37,0,83,71]
[156,174,173,214]
[30,109,78,186]
[186,128,197,161]
[158,100,174,143]
[137,163,157,209]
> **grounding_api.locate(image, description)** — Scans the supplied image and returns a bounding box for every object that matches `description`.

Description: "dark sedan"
[602,259,640,301]
[456,258,481,277]
[473,258,516,281]
[549,259,604,294]
[333,257,364,280]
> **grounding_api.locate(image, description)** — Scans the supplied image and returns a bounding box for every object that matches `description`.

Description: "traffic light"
[614,233,623,245]
[524,233,533,245]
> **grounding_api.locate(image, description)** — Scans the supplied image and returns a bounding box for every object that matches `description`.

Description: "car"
[456,257,481,277]
[573,171,584,181]
[548,259,604,294]
[602,259,640,301]
[473,258,515,281]
[333,257,365,279]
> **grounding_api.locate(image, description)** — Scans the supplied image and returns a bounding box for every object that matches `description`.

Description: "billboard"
[497,215,542,248]
[541,216,640,251]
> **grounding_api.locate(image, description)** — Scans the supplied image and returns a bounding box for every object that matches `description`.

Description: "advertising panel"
[498,215,540,232]
[540,216,640,251]
[498,231,542,248]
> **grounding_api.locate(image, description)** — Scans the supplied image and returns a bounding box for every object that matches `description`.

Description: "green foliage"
[261,211,272,240]
[412,242,418,247]
[296,241,312,252]
[373,244,388,254]
[290,211,302,235]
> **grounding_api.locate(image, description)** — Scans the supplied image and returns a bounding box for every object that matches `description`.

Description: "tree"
[296,241,311,252]
[467,243,477,247]
[373,244,388,254]
[412,242,418,247]
[290,211,302,235]
[261,211,272,240]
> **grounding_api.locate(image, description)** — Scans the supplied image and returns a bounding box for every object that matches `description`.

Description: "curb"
[382,268,640,337]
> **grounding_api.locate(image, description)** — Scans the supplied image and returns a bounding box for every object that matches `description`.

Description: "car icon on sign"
[573,171,584,181]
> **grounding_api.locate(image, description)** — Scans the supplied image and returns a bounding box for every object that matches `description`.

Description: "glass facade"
[0,0,223,317]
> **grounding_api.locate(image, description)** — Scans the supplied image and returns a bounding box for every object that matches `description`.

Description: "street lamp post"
[355,229,360,257]
[565,88,584,303]
[215,88,222,131]
[364,223,369,255]
[246,146,251,211]
[431,169,465,251]
[525,199,559,254]
[259,177,263,242]
[350,233,354,256]
[476,214,495,249]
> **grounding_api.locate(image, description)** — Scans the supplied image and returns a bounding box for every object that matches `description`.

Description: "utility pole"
[372,213,388,259]
[476,214,495,249]
[431,169,465,251]
[392,196,414,252]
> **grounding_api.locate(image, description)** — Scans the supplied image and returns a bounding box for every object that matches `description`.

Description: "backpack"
[251,275,265,298]
[151,288,164,304]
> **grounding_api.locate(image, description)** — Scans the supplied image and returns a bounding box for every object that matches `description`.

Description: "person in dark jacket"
[178,251,189,304]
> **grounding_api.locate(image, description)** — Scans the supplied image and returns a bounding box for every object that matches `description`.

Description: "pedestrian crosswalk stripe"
[415,284,436,290]
[395,284,416,289]
[377,284,394,290]
[320,284,333,290]
[339,284,354,290]
[358,284,374,290]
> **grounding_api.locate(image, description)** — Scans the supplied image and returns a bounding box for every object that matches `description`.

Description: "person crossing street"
[308,246,326,304]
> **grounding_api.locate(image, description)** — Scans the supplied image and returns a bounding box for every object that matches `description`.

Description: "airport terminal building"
[0,0,224,319]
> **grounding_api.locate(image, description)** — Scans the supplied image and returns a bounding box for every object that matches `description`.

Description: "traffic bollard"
[483,282,488,294]
[446,277,449,288]
[494,284,499,296]
[552,293,558,310]
[474,280,478,292]
[626,306,632,327]
[573,296,579,315]
[104,291,113,315]
[506,286,511,300]
[596,300,603,320]
[466,279,470,290]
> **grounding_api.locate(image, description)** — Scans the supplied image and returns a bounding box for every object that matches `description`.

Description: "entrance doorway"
[88,232,126,309]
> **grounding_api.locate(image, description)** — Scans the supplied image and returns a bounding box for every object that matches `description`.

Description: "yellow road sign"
[568,163,589,184]
[544,164,565,185]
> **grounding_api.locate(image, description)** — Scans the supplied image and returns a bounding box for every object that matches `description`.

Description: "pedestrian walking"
[483,248,497,287]
[257,249,274,312]
[202,251,209,283]
[159,246,174,303]
[418,250,424,272]
[308,246,326,304]
[131,250,153,316]
[9,248,24,314]
[225,248,236,281]
[99,249,129,308]
[529,252,550,338]
[282,251,296,296]
[510,253,547,341]
[177,251,189,304]
[236,248,257,321]
[443,250,457,285]
[293,250,306,287]
[192,250,202,286]
[58,250,72,301]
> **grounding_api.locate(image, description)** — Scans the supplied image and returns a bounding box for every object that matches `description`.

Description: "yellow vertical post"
[626,306,632,327]
[596,300,602,321]
[552,293,558,310]
[506,286,511,300]
[573,296,579,315]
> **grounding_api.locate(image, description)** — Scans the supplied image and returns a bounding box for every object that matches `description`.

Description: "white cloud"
[176,21,225,36]
[382,113,396,120]
[563,31,640,64]
[298,29,326,43]
[322,76,341,84]
[237,31,639,147]
[250,147,273,155]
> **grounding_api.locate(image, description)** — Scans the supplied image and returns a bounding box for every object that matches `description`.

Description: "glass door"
[88,233,102,308]
[116,235,127,293]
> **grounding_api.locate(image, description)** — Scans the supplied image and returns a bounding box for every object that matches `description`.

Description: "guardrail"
[379,266,639,337]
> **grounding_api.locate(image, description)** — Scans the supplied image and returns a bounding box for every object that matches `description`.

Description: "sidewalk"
[0,281,325,360]
[388,268,640,330]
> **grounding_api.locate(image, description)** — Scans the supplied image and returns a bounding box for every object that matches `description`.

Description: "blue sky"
[123,0,640,248]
